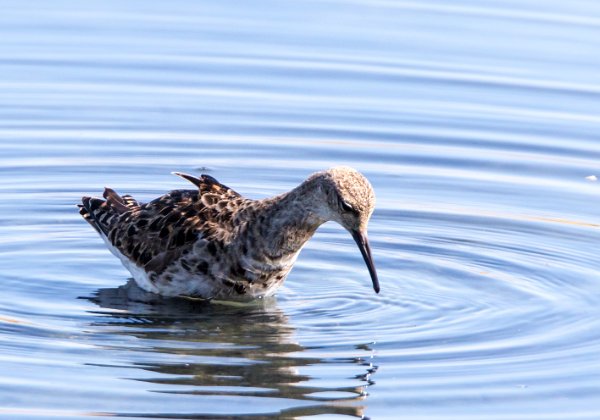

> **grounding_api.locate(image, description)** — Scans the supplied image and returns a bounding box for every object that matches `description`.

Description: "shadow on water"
[82,280,376,419]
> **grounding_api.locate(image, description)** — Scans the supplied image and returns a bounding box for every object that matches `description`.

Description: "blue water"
[1,1,600,418]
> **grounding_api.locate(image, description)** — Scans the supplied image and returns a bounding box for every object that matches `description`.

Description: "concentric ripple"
[2,0,600,418]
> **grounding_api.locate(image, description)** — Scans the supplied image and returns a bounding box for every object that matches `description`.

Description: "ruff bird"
[79,167,379,300]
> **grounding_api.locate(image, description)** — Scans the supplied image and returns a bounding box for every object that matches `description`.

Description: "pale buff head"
[306,166,379,293]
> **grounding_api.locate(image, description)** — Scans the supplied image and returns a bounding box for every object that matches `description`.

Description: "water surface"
[1,1,600,418]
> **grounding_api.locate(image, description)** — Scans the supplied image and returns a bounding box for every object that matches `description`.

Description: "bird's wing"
[80,173,247,275]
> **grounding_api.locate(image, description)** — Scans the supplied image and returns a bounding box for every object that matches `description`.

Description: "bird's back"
[79,173,248,280]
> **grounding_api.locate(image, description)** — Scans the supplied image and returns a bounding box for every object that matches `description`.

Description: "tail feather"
[80,196,111,235]
[78,202,100,233]
[103,187,130,213]
[80,188,135,235]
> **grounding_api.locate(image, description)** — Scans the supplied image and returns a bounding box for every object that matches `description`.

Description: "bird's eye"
[340,200,355,213]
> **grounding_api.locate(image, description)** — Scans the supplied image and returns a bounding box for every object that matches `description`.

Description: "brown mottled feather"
[102,187,130,213]
[81,174,247,275]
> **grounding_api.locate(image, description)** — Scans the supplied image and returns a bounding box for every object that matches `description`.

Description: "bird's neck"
[244,178,329,259]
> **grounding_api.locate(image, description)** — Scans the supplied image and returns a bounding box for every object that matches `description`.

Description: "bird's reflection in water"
[85,280,376,419]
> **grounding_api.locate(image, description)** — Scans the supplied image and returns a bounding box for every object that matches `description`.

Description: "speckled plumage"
[79,167,379,300]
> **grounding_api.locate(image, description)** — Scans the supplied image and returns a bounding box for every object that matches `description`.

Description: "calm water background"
[1,1,600,418]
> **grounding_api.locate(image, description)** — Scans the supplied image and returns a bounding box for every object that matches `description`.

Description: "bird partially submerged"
[79,167,379,300]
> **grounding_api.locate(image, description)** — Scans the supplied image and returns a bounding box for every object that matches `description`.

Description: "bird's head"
[309,166,379,293]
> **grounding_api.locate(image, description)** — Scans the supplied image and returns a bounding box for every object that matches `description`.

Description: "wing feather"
[80,173,248,277]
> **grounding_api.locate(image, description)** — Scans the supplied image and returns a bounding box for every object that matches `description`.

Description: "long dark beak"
[350,229,380,294]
